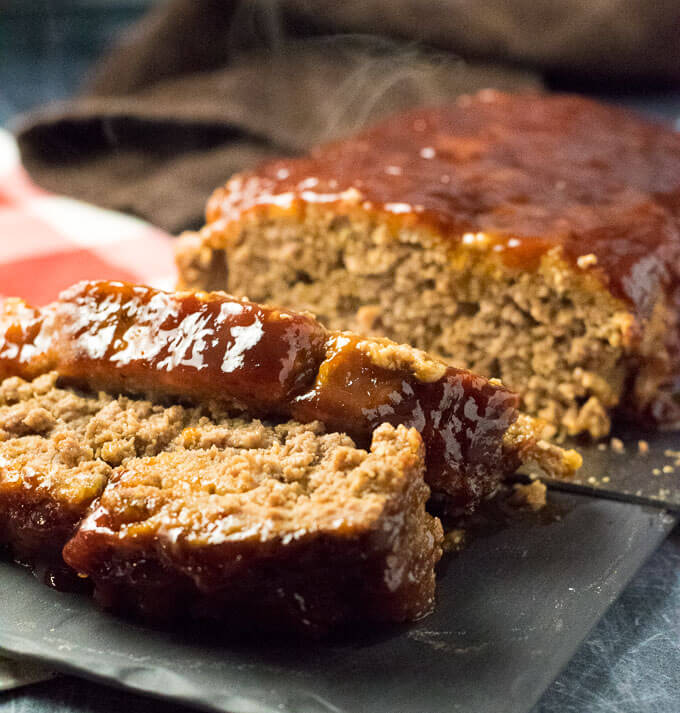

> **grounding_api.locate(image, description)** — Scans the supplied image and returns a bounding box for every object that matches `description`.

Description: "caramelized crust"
[0,282,328,413]
[0,280,564,509]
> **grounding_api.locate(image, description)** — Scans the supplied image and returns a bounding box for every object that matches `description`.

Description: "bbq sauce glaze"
[207,91,680,323]
[0,281,520,507]
[53,281,329,414]
[0,300,53,381]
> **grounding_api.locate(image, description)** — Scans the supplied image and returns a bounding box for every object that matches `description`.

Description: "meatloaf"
[0,371,440,632]
[1,280,579,511]
[176,91,680,438]
[62,421,439,633]
[0,280,577,632]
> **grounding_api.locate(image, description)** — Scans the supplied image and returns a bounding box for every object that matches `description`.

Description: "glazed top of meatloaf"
[206,90,680,324]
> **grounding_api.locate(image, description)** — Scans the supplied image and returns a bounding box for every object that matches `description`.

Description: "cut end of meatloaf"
[0,371,442,632]
[64,421,442,633]
[0,371,190,561]
[177,218,632,440]
[179,91,680,439]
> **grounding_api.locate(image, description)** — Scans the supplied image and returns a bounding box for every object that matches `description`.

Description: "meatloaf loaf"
[0,279,577,632]
[176,91,680,438]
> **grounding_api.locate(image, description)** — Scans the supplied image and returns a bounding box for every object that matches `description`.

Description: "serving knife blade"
[516,424,680,512]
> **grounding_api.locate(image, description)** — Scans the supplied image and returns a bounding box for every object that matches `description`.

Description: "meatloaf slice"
[63,422,441,633]
[177,91,680,438]
[1,280,579,511]
[0,372,188,562]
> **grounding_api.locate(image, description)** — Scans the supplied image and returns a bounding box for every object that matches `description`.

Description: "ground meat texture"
[0,373,192,562]
[179,91,680,438]
[178,214,628,439]
[64,422,442,634]
[0,372,443,633]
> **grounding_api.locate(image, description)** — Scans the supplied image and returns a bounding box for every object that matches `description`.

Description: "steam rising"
[223,0,539,146]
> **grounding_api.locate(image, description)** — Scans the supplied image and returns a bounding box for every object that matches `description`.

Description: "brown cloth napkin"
[16,0,680,233]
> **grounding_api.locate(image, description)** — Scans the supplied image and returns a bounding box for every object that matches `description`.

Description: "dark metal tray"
[0,472,675,713]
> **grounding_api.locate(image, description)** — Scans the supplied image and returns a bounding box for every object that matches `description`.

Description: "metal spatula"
[516,424,680,512]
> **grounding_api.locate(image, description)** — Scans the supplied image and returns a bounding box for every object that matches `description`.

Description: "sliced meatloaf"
[177,91,680,438]
[0,279,578,632]
[0,369,441,632]
[1,280,579,511]
[63,421,440,633]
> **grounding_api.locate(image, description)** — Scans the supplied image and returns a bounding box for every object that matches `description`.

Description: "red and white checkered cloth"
[0,128,176,305]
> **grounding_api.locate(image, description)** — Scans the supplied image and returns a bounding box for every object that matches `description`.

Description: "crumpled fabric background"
[14,0,680,233]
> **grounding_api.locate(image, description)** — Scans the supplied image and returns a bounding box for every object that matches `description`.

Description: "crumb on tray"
[609,437,625,454]
[509,480,547,511]
[442,528,466,553]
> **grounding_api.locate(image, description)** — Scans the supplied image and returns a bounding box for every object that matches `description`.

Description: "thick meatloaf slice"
[177,91,680,438]
[1,280,579,511]
[0,372,188,562]
[63,422,441,633]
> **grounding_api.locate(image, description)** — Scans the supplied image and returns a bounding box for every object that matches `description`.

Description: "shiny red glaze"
[209,92,680,322]
[291,334,519,505]
[0,301,53,381]
[53,281,328,413]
